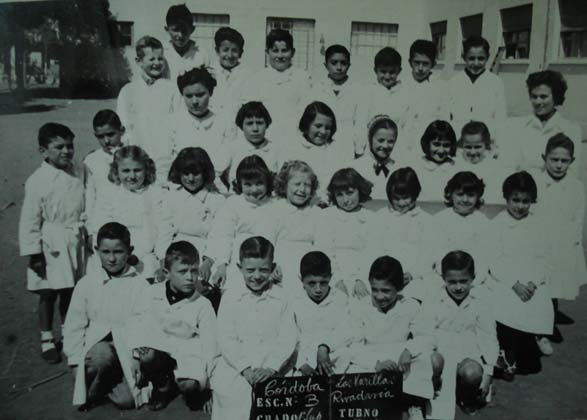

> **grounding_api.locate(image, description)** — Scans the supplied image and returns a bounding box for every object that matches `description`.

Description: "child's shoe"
[536,337,554,356]
[41,339,61,364]
[495,350,515,381]
[407,405,425,420]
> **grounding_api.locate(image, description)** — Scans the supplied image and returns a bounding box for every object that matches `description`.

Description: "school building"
[109,0,587,131]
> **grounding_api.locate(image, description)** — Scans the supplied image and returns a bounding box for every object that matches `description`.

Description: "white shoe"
[536,337,554,356]
[408,405,425,420]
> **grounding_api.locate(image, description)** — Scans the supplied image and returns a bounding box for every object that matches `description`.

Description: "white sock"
[41,330,55,352]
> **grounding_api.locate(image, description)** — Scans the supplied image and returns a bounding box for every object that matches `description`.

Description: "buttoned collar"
[172,183,210,202]
[525,110,565,132]
[184,108,215,129]
[298,134,330,151]
[97,264,138,285]
[382,204,423,219]
[169,39,199,59]
[235,283,283,301]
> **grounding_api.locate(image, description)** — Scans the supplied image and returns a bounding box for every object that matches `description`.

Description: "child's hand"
[242,367,256,385]
[398,349,412,377]
[29,253,46,279]
[334,280,349,296]
[527,281,537,293]
[479,374,492,401]
[252,368,276,384]
[298,364,317,376]
[210,264,227,288]
[199,257,214,282]
[316,345,334,376]
[270,265,283,285]
[353,279,369,299]
[375,359,399,373]
[512,281,534,302]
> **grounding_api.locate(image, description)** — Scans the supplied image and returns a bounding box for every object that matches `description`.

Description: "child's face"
[370,278,399,313]
[217,40,242,70]
[335,187,360,212]
[390,194,416,214]
[241,177,268,204]
[428,138,452,163]
[530,84,556,117]
[238,256,275,294]
[302,274,331,303]
[181,170,204,193]
[370,128,397,160]
[95,238,132,275]
[167,259,199,295]
[118,157,146,192]
[325,53,350,82]
[443,268,473,303]
[182,82,211,117]
[305,113,334,146]
[409,53,433,82]
[461,133,487,164]
[463,46,488,75]
[166,23,193,49]
[267,41,294,72]
[543,147,574,180]
[506,190,532,220]
[136,47,165,79]
[41,136,74,169]
[94,124,124,155]
[242,116,267,146]
[286,171,313,207]
[451,189,479,216]
[374,65,401,89]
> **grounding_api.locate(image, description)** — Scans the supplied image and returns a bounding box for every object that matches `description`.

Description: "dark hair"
[177,66,217,95]
[327,168,373,205]
[168,147,216,189]
[239,236,274,262]
[545,132,575,157]
[214,26,244,50]
[93,110,123,130]
[386,167,422,202]
[166,4,194,28]
[274,160,319,200]
[135,36,163,59]
[235,101,272,129]
[266,29,294,51]
[164,240,199,270]
[374,46,402,68]
[300,251,332,279]
[526,70,568,106]
[368,116,398,145]
[459,121,491,147]
[409,39,437,66]
[420,120,457,157]
[441,250,475,278]
[369,256,405,291]
[325,44,350,61]
[97,222,132,249]
[444,171,485,208]
[38,122,75,148]
[298,101,337,140]
[232,155,274,195]
[502,171,537,202]
[462,35,490,56]
[109,145,157,187]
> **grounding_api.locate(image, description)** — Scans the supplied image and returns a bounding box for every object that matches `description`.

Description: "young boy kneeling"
[127,241,217,411]
[63,222,150,410]
[211,236,297,420]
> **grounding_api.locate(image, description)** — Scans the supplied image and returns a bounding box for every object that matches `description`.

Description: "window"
[109,21,133,47]
[193,13,230,53]
[350,21,399,61]
[266,17,315,71]
[558,0,587,58]
[430,20,447,61]
[460,13,483,41]
[500,4,532,59]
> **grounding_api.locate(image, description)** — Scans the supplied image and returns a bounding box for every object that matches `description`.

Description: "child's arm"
[204,201,239,286]
[493,77,507,123]
[475,301,500,376]
[18,177,43,258]
[216,294,254,374]
[154,192,176,260]
[262,299,298,373]
[62,282,90,367]
[198,300,219,378]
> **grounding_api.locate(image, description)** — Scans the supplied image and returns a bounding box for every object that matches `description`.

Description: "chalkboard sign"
[250,372,402,420]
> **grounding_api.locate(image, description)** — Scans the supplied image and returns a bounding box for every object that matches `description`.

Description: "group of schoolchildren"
[17,3,587,420]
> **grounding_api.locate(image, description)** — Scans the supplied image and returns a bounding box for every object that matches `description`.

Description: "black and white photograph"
[1,0,586,419]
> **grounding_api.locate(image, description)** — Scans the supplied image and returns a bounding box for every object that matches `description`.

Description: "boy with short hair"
[19,122,88,364]
[411,251,497,418]
[164,3,211,80]
[127,241,217,411]
[116,35,175,163]
[447,36,506,136]
[211,236,297,420]
[63,222,150,410]
[291,251,353,376]
[241,29,311,143]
